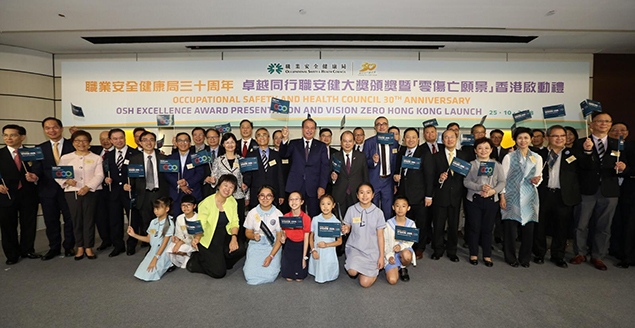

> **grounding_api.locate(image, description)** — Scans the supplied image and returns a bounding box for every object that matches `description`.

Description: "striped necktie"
[597,138,605,160]
[548,150,558,170]
[116,150,124,170]
[261,150,269,172]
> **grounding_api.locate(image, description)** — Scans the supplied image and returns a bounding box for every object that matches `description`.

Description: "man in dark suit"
[30,117,75,260]
[124,131,169,254]
[89,130,114,251]
[533,125,581,268]
[331,131,369,215]
[422,125,444,156]
[202,128,225,198]
[571,112,627,270]
[279,118,330,217]
[425,129,467,262]
[239,119,258,158]
[243,128,286,210]
[490,129,510,163]
[353,127,365,152]
[190,127,209,153]
[319,128,339,196]
[0,124,40,264]
[103,128,140,257]
[394,128,430,259]
[165,132,206,216]
[364,116,399,220]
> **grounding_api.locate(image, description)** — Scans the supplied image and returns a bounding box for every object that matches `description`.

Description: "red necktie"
[242,142,248,157]
[102,149,109,160]
[432,144,437,154]
[14,150,22,189]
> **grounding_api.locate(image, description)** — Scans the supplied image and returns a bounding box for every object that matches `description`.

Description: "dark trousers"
[129,190,161,249]
[372,176,394,220]
[432,204,460,257]
[493,209,504,242]
[109,192,133,251]
[408,202,428,251]
[94,189,111,247]
[574,190,618,259]
[610,195,635,262]
[65,192,98,248]
[40,188,74,251]
[187,234,245,278]
[0,189,38,260]
[237,198,246,243]
[465,195,498,258]
[504,220,535,265]
[533,189,571,261]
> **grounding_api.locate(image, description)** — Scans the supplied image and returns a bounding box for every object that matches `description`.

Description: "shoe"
[590,258,607,271]
[126,249,136,256]
[21,253,41,259]
[521,262,530,268]
[430,254,441,260]
[483,259,494,267]
[74,254,84,261]
[415,250,424,260]
[6,258,18,265]
[551,259,568,268]
[533,257,544,264]
[41,250,61,261]
[96,244,112,251]
[469,258,478,266]
[448,255,460,262]
[570,255,587,265]
[462,242,468,248]
[109,249,124,257]
[494,237,503,244]
[617,261,630,269]
[399,268,410,282]
[508,261,519,267]
[64,248,75,257]
[86,254,97,260]
[167,265,177,273]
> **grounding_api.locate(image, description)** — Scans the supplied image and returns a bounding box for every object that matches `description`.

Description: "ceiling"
[1,0,634,54]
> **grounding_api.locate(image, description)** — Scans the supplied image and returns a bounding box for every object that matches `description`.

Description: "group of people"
[0,112,632,288]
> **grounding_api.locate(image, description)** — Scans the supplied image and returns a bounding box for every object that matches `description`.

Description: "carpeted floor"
[1,230,635,328]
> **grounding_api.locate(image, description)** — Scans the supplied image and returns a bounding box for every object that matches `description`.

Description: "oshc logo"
[55,170,73,178]
[267,63,283,74]
[162,164,178,171]
[479,166,493,175]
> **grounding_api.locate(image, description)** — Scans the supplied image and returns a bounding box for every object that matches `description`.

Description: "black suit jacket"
[425,149,467,207]
[536,147,582,206]
[395,145,427,205]
[461,145,476,163]
[575,137,624,197]
[490,146,510,163]
[331,150,369,205]
[421,142,445,157]
[239,139,258,157]
[104,147,142,199]
[243,147,286,201]
[32,139,74,198]
[128,150,169,209]
[0,147,38,207]
[620,141,635,198]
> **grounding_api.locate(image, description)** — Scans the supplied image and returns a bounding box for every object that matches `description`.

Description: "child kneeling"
[384,196,417,284]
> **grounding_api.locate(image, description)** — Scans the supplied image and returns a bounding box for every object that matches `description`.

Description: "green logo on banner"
[267,63,283,74]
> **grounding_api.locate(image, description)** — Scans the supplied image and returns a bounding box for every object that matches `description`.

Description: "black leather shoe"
[74,254,84,261]
[521,262,530,268]
[484,259,494,267]
[508,261,519,267]
[6,258,18,265]
[96,244,112,251]
[495,237,503,244]
[462,242,468,248]
[430,254,441,260]
[21,253,41,259]
[399,268,410,282]
[469,258,478,265]
[448,255,460,262]
[166,265,177,273]
[64,249,75,257]
[533,257,544,264]
[41,250,61,261]
[552,259,568,268]
[126,249,136,256]
[86,254,97,260]
[109,249,124,257]
[617,261,630,269]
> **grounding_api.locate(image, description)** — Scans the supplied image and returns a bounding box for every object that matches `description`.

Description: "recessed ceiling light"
[299,9,306,15]
[545,10,555,16]
[58,13,66,18]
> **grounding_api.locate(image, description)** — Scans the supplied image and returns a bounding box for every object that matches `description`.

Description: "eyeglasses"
[258,194,273,200]
[593,120,612,124]
[289,197,302,202]
[206,136,219,139]
[141,138,155,142]
[3,134,20,138]
[549,134,566,138]
[74,139,89,144]
[375,122,388,127]
[256,133,268,138]
[181,204,194,208]
[176,139,190,144]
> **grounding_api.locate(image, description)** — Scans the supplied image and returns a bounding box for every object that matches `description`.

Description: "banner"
[62,60,590,128]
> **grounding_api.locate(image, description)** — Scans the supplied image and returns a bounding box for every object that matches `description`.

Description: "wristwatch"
[304,256,309,260]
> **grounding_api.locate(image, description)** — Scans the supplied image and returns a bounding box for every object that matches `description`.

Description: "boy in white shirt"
[167,195,199,268]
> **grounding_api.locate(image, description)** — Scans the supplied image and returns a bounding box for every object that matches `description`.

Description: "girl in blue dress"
[308,194,342,283]
[243,185,284,285]
[127,197,175,282]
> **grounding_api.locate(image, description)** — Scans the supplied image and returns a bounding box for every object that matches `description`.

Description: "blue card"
[52,166,75,179]
[318,222,341,238]
[436,132,443,144]
[127,164,145,178]
[158,159,179,173]
[618,136,624,151]
[185,220,204,235]
[331,157,342,173]
[270,97,290,114]
[103,160,109,173]
[377,132,395,145]
[477,161,496,176]
[239,157,259,173]
[401,156,421,169]
[191,150,211,167]
[422,118,438,128]
[395,226,420,242]
[513,110,532,123]
[449,157,472,176]
[461,134,475,146]
[156,114,174,126]
[71,103,85,117]
[215,123,231,133]
[18,147,44,161]
[580,99,602,117]
[157,135,165,148]
[543,104,566,119]
[280,216,303,229]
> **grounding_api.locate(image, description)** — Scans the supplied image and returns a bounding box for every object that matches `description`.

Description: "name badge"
[565,155,577,164]
[186,163,194,170]
[392,148,398,154]
[85,159,94,164]
[124,159,130,165]
[611,150,620,157]
[529,155,536,163]
[281,159,289,164]
[149,229,156,235]
[269,160,277,166]
[352,217,361,223]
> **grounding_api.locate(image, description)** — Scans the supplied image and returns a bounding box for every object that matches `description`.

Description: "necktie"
[116,150,124,170]
[355,145,360,152]
[346,153,351,194]
[102,149,109,160]
[146,155,155,190]
[211,149,216,162]
[448,151,454,176]
[242,141,248,158]
[548,150,558,170]
[597,139,605,160]
[53,141,60,165]
[432,144,437,154]
[305,141,310,161]
[13,150,22,189]
[261,150,269,172]
[404,150,413,176]
[380,144,388,176]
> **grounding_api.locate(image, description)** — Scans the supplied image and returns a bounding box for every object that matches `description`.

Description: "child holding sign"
[308,194,341,283]
[384,196,417,284]
[127,197,175,281]
[342,183,386,288]
[280,192,312,282]
[167,194,198,269]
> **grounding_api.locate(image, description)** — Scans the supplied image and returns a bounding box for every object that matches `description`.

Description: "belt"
[146,188,159,192]
[380,175,391,179]
[547,188,560,193]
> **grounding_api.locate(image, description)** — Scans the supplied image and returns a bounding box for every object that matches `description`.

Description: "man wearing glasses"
[165,132,205,216]
[572,112,627,270]
[243,128,285,210]
[202,128,225,198]
[363,116,399,220]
